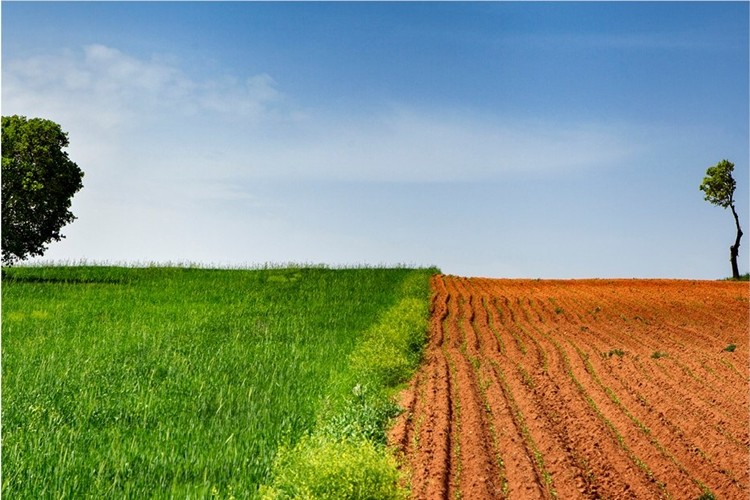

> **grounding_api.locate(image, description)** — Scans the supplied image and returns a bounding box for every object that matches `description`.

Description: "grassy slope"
[2,265,435,498]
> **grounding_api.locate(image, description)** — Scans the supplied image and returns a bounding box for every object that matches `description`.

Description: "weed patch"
[259,435,405,500]
[605,348,626,358]
[260,269,434,498]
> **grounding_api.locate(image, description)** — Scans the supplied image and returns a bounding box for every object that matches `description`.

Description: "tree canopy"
[2,115,84,265]
[699,159,737,209]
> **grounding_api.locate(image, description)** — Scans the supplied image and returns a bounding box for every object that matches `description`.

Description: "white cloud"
[82,44,186,95]
[2,44,284,132]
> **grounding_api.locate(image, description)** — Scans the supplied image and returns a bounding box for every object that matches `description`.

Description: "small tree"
[699,159,743,279]
[2,115,84,265]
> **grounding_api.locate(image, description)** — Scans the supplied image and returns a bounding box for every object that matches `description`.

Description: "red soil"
[389,276,749,499]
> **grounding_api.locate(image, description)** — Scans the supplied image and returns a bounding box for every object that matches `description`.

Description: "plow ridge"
[390,277,749,499]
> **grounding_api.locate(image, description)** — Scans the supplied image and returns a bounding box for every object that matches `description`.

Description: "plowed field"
[390,276,749,499]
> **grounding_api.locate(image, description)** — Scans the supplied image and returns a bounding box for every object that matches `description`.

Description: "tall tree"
[2,115,84,265]
[699,159,743,279]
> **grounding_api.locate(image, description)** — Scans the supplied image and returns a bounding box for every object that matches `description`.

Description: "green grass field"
[2,265,436,498]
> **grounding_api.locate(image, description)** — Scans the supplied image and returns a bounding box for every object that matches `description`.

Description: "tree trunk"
[730,203,743,279]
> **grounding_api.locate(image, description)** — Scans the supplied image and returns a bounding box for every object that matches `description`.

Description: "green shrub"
[259,435,405,500]
[724,343,737,352]
[723,273,749,281]
[319,385,401,444]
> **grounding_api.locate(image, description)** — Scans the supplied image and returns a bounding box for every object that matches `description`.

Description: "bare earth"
[389,276,749,499]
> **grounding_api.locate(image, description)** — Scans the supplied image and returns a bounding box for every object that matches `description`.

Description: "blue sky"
[2,2,748,278]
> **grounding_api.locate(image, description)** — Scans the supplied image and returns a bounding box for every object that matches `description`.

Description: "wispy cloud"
[3,45,285,131]
[234,108,636,182]
[3,43,639,188]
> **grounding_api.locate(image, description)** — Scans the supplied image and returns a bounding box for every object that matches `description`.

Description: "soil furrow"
[497,287,669,498]
[445,287,502,498]
[390,277,749,499]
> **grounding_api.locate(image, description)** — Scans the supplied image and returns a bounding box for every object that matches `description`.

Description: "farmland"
[390,276,749,499]
[1,265,435,498]
[4,267,748,499]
